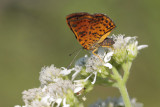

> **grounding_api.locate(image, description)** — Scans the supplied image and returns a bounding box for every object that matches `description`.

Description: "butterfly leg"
[92,48,104,62]
[102,46,110,48]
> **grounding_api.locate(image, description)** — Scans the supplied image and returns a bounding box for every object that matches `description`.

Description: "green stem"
[112,66,131,107]
[118,81,131,107]
[122,61,132,84]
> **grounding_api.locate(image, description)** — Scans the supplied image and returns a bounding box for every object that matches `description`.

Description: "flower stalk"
[112,66,131,107]
[122,61,132,84]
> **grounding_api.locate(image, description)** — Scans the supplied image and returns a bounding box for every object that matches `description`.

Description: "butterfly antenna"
[68,47,82,56]
[67,48,83,69]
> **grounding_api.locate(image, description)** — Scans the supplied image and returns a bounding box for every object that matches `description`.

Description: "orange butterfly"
[66,12,116,58]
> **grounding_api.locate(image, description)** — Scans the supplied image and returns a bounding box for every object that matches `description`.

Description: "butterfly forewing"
[89,14,116,43]
[66,12,116,50]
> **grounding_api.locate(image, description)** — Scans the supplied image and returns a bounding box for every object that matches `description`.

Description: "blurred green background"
[0,0,159,107]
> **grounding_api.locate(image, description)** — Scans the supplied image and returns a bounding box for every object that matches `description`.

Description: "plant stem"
[118,81,131,107]
[112,66,131,107]
[122,61,132,84]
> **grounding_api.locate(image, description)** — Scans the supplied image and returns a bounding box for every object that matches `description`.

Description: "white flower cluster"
[73,34,147,85]
[39,65,74,86]
[15,34,147,107]
[74,49,113,85]
[89,97,143,107]
[15,65,83,107]
[111,34,148,64]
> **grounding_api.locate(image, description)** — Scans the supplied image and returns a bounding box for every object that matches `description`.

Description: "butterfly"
[66,12,116,58]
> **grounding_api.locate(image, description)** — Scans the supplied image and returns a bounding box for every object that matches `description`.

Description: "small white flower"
[39,65,74,86]
[85,54,103,73]
[74,48,113,84]
[19,78,82,107]
[22,88,43,105]
[103,52,113,69]
[22,87,54,107]
[60,67,74,76]
[83,48,113,84]
[111,34,148,63]
[39,65,62,86]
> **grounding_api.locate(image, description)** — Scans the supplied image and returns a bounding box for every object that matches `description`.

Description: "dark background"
[0,0,159,107]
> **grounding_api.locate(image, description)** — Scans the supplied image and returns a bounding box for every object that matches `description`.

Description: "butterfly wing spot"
[72,24,77,27]
[78,31,86,35]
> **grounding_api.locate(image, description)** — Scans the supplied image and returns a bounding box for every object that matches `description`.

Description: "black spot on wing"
[78,31,86,35]
[72,24,77,27]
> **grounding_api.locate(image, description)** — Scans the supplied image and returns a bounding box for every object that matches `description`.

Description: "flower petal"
[91,72,97,84]
[56,98,62,107]
[137,45,148,50]
[84,74,92,82]
[60,67,73,76]
[124,37,132,43]
[72,66,81,80]
[14,106,21,107]
[104,63,112,69]
[41,95,50,106]
[42,85,47,92]
[63,98,70,107]
[104,52,114,62]
[74,87,83,93]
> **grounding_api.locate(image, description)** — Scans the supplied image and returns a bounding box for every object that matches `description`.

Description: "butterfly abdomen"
[99,38,115,46]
